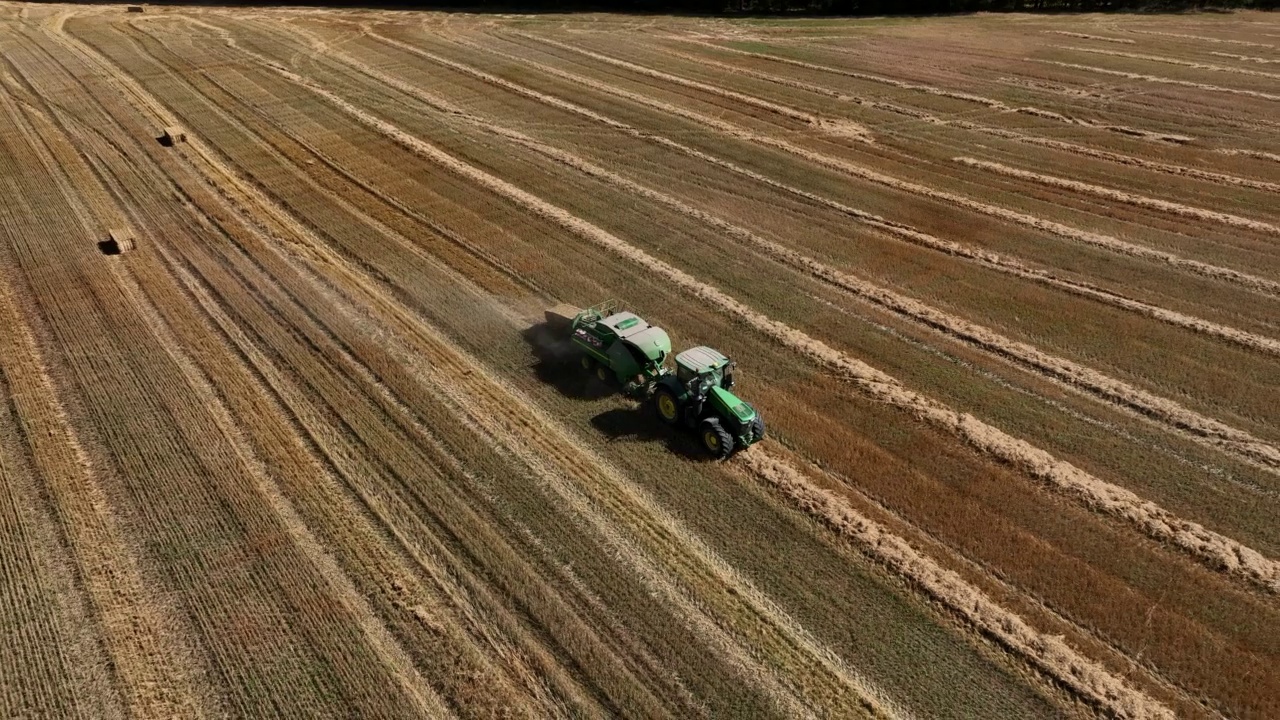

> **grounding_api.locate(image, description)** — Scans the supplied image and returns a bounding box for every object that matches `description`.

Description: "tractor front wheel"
[700,418,734,460]
[580,355,595,372]
[750,415,766,444]
[654,388,680,425]
[596,365,612,383]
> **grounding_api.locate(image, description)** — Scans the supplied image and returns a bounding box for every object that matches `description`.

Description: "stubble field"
[0,3,1277,718]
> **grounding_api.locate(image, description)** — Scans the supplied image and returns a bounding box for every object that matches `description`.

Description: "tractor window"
[695,375,715,399]
[677,363,695,384]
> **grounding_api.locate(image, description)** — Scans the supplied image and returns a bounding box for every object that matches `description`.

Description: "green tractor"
[544,301,765,459]
[652,347,765,460]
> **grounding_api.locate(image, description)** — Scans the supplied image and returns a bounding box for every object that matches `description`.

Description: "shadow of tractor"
[522,320,708,460]
[521,321,615,401]
[590,406,708,461]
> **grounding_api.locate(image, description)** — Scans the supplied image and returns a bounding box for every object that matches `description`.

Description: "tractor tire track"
[1059,46,1280,79]
[1045,30,1135,44]
[669,36,1194,143]
[504,31,872,141]
[956,157,1280,236]
[1037,60,1280,101]
[654,44,1278,194]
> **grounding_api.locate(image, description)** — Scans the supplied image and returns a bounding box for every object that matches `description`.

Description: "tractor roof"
[675,346,729,373]
[598,312,650,339]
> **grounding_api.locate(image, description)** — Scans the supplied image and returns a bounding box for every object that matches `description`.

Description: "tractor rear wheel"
[700,418,734,460]
[580,355,594,372]
[654,388,680,425]
[596,365,612,383]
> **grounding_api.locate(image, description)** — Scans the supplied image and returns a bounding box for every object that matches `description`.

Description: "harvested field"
[0,4,1277,718]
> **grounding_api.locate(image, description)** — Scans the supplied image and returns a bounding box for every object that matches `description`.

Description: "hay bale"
[158,126,186,147]
[544,304,581,333]
[109,229,135,253]
[126,5,144,12]
[99,228,135,256]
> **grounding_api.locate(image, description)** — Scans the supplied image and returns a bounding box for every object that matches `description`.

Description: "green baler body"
[570,308,671,390]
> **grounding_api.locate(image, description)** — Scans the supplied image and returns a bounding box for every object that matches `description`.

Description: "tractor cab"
[674,346,735,395]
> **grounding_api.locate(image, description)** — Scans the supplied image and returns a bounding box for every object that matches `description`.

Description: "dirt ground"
[0,3,1277,718]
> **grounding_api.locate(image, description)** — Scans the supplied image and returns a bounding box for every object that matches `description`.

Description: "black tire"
[654,387,680,425]
[596,365,612,383]
[750,414,766,443]
[580,355,595,372]
[699,418,734,460]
